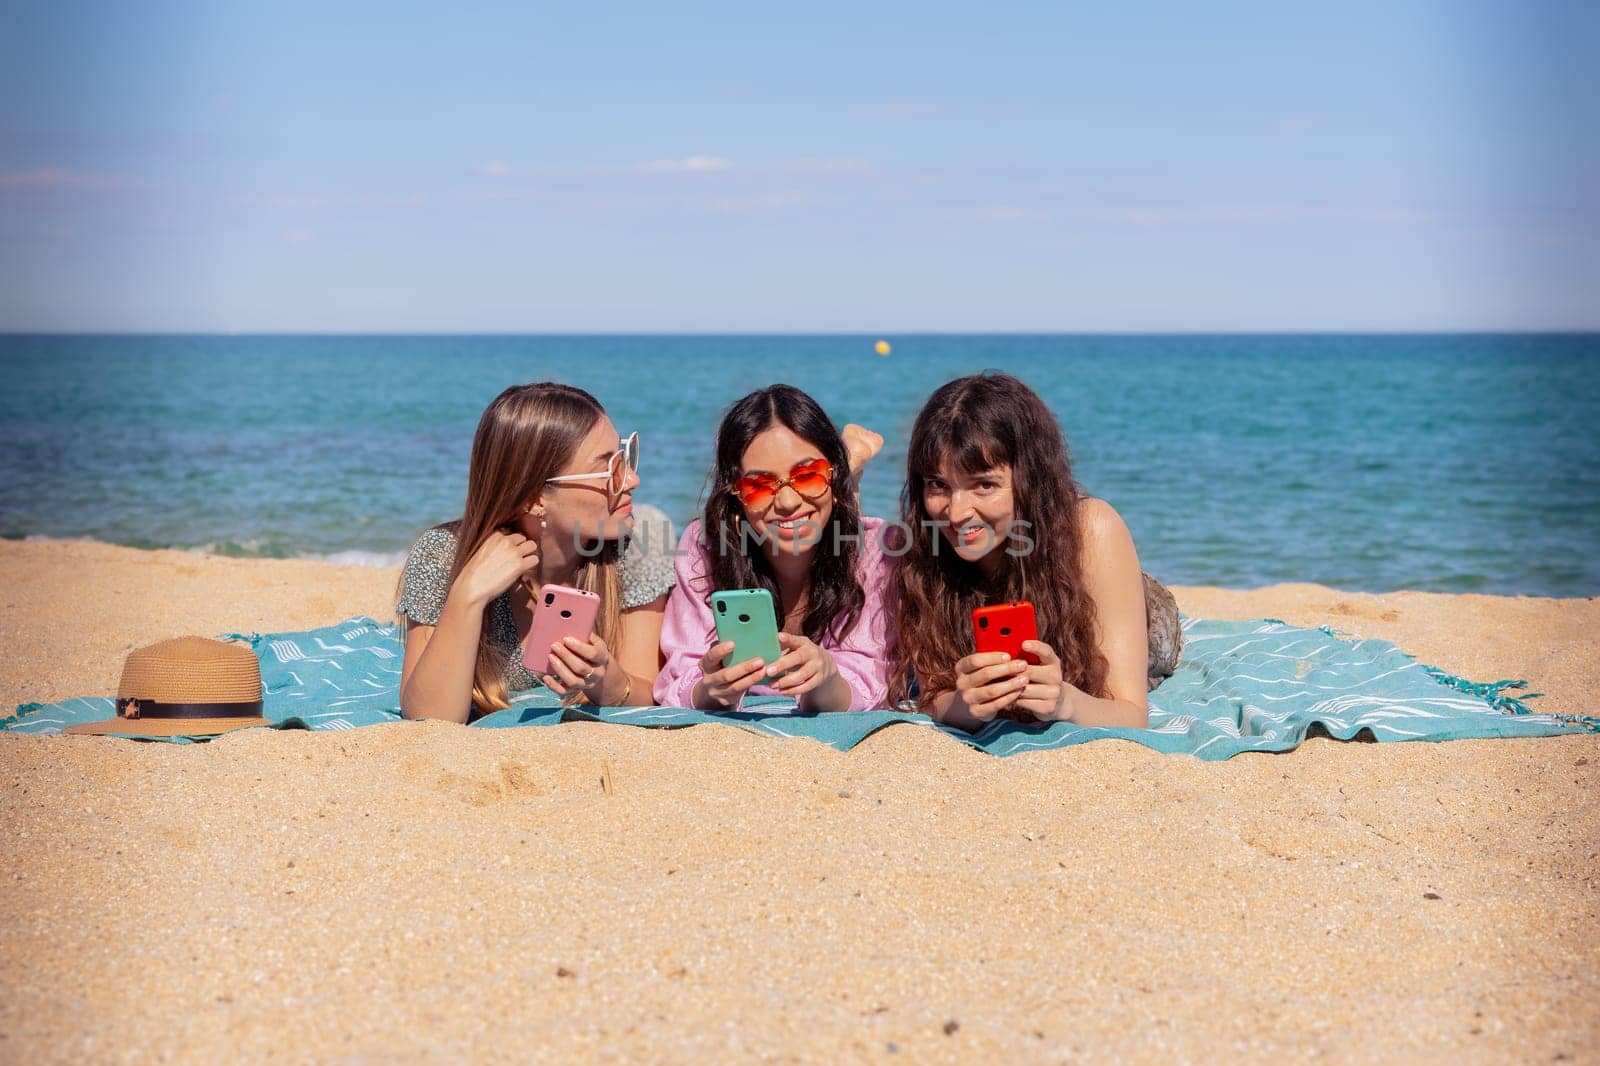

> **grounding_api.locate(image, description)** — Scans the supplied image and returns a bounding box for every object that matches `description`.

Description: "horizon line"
[3,328,1599,338]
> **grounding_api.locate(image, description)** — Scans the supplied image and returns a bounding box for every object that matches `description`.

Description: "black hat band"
[116,698,265,720]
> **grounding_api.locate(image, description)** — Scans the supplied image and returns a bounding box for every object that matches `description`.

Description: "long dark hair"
[702,385,867,644]
[888,372,1108,708]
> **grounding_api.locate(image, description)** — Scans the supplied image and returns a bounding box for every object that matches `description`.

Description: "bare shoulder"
[1075,497,1133,547]
[1073,497,1142,591]
[1073,496,1145,669]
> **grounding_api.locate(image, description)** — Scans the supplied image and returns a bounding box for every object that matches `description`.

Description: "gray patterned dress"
[395,503,677,694]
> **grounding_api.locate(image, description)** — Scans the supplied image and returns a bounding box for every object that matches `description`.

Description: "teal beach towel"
[4,616,1593,758]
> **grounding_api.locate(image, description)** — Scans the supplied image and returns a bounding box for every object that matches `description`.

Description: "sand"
[1,538,1596,1062]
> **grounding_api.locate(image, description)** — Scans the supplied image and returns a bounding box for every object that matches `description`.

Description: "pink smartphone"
[521,584,601,676]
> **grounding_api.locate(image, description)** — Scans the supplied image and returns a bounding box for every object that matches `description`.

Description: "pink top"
[653,516,895,711]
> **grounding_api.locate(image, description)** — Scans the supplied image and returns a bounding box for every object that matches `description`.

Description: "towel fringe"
[1420,669,1541,715]
[1418,666,1600,732]
[0,702,43,728]
[1286,618,1597,732]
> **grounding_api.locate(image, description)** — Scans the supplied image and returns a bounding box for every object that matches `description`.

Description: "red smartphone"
[972,601,1040,665]
[522,584,601,676]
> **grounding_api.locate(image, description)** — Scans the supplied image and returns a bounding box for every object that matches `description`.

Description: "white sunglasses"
[544,432,640,500]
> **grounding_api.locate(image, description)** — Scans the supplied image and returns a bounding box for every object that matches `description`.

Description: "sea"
[2,333,1597,596]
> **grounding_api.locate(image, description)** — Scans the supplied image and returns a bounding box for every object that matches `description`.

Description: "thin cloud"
[1358,207,1437,225]
[0,169,142,191]
[882,99,945,117]
[456,186,539,203]
[1019,237,1087,251]
[269,194,330,210]
[1109,205,1295,226]
[478,161,514,177]
[639,155,734,174]
[976,205,1053,223]
[1101,204,1437,227]
[370,194,424,208]
[588,195,660,211]
[624,156,869,175]
[260,193,426,210]
[706,190,811,213]
[766,158,871,174]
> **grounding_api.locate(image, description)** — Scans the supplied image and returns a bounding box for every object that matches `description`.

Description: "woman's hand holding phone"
[1013,640,1082,721]
[543,631,617,705]
[765,632,838,697]
[692,641,769,709]
[453,529,540,607]
[951,651,1029,721]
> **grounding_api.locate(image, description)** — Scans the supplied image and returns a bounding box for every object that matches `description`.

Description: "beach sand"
[1,539,1596,1061]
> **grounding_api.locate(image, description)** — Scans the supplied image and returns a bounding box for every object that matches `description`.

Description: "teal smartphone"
[710,588,784,672]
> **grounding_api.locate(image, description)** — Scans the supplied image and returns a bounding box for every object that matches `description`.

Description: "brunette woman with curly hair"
[889,373,1182,731]
[654,385,893,712]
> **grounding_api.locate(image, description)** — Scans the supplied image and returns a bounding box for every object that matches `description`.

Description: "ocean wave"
[192,540,408,567]
[22,533,99,544]
[11,533,406,568]
[306,549,409,568]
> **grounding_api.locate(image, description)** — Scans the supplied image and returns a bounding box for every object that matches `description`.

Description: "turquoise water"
[2,334,1597,595]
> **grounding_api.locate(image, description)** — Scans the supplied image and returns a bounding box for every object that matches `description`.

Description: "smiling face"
[922,459,1017,570]
[526,416,638,543]
[737,424,835,557]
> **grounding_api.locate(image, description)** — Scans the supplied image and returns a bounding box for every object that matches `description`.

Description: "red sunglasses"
[730,457,834,510]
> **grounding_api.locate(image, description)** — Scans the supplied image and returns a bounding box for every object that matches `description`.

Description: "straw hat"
[65,636,268,737]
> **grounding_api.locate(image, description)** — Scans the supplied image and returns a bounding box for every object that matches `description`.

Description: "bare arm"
[1050,498,1150,727]
[399,592,487,724]
[398,530,540,723]
[613,594,667,705]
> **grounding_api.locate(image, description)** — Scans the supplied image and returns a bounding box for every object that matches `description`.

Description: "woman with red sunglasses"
[654,385,893,712]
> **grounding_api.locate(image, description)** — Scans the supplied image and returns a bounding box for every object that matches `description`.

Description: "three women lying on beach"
[396,373,1182,731]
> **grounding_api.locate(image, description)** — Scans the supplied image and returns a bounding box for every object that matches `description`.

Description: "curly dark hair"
[702,385,866,645]
[888,372,1108,708]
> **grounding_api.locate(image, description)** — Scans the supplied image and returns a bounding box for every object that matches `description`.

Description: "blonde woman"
[396,383,674,721]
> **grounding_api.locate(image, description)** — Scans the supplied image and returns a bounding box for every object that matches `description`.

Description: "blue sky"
[1,1,1595,331]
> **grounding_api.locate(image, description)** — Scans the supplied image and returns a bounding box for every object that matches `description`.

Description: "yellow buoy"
[874,339,891,356]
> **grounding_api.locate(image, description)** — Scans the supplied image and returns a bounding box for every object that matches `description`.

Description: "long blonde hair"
[417,382,624,712]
